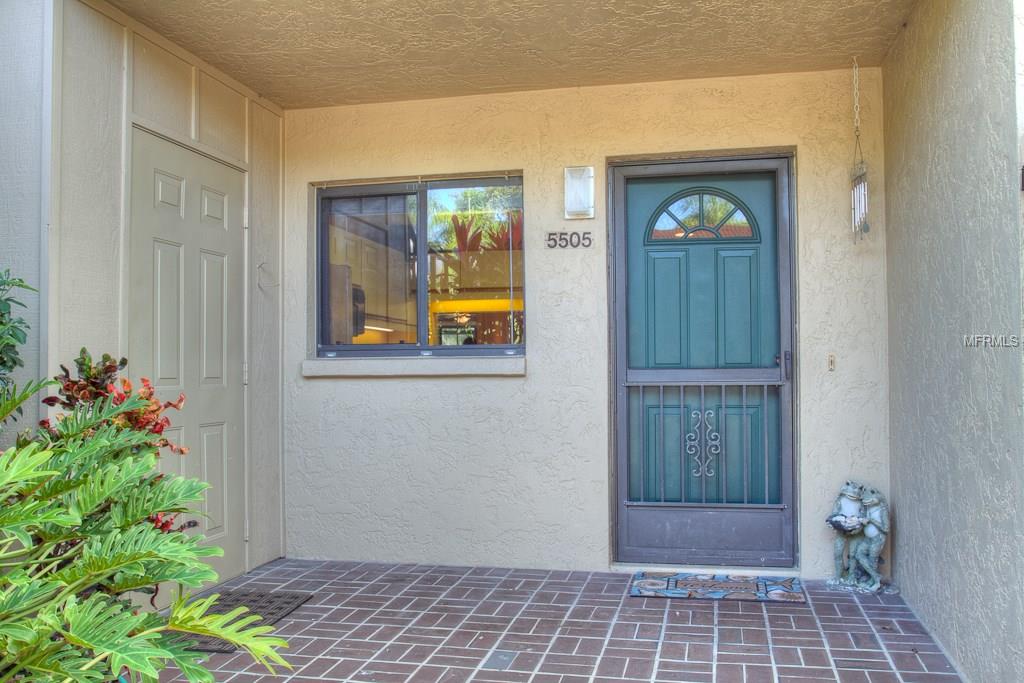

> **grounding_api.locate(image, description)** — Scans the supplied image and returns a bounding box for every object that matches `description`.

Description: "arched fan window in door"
[647,189,758,241]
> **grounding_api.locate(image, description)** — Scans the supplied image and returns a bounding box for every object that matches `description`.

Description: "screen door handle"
[784,351,792,381]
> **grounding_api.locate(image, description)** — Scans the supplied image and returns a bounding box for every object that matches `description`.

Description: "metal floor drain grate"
[482,650,518,671]
[183,589,311,653]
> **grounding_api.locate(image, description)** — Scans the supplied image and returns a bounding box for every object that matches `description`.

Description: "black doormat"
[184,589,311,654]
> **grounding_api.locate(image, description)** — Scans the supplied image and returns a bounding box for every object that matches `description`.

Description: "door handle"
[784,351,792,381]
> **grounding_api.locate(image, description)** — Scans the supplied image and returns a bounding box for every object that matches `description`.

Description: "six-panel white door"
[128,128,247,583]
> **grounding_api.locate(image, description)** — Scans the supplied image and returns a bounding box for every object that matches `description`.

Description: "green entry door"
[612,158,795,566]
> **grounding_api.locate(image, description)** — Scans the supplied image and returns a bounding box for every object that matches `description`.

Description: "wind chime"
[850,57,869,241]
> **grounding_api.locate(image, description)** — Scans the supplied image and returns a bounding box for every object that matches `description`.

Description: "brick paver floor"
[178,559,962,683]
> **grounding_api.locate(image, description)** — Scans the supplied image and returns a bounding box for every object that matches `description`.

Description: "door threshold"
[610,562,801,577]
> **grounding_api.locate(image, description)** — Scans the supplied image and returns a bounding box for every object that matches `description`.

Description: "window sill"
[300,355,526,378]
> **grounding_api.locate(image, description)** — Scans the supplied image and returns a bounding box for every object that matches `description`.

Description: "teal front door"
[612,157,795,566]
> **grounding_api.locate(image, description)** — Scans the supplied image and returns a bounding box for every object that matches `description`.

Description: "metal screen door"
[612,157,795,566]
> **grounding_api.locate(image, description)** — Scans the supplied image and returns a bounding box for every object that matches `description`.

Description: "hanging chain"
[852,57,864,165]
[852,57,861,136]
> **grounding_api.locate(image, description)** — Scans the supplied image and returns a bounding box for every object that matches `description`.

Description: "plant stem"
[76,650,110,674]
[0,541,79,567]
[0,659,21,683]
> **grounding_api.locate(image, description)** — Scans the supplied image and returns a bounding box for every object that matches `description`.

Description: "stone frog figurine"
[851,486,889,591]
[827,480,865,580]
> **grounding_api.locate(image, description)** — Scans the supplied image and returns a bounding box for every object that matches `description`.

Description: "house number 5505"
[545,231,593,248]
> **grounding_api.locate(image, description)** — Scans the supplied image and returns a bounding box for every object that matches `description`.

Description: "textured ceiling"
[108,0,916,109]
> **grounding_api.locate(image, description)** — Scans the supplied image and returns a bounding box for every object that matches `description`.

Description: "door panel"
[647,253,686,366]
[718,249,758,366]
[614,159,794,566]
[200,250,227,384]
[200,423,227,537]
[153,241,183,384]
[129,128,247,583]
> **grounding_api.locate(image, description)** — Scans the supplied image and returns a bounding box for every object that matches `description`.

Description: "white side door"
[128,128,246,583]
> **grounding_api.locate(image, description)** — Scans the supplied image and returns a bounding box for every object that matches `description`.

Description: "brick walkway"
[184,559,961,683]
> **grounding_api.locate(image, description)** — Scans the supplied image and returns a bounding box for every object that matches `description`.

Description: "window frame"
[316,176,526,358]
[644,187,760,244]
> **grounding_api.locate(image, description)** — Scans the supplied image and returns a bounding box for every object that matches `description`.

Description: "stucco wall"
[0,0,45,435]
[883,0,1024,681]
[51,0,286,571]
[283,69,890,576]
[1018,0,1024,162]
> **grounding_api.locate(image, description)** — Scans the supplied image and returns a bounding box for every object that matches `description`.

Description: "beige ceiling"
[108,0,916,109]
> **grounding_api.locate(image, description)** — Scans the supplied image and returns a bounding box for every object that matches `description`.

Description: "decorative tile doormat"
[184,590,311,653]
[630,572,806,602]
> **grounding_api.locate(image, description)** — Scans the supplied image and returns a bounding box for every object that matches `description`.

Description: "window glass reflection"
[324,194,417,345]
[427,183,524,345]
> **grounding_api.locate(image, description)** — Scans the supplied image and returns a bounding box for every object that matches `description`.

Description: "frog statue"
[826,481,891,592]
[851,486,890,591]
[827,480,866,581]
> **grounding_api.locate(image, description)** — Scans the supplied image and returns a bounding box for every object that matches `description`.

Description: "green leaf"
[0,442,58,498]
[12,640,107,681]
[0,579,62,618]
[167,594,290,672]
[34,425,155,502]
[52,525,221,589]
[0,498,80,545]
[0,621,36,642]
[71,452,157,518]
[48,394,150,440]
[58,594,170,678]
[156,636,216,683]
[110,474,208,529]
[105,561,218,596]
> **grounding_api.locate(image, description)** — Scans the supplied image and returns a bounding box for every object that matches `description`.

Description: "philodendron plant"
[0,298,288,680]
